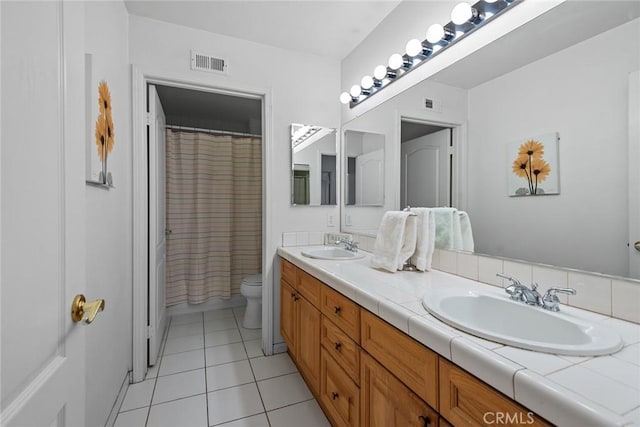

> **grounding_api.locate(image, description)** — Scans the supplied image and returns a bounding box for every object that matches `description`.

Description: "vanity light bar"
[339,0,523,108]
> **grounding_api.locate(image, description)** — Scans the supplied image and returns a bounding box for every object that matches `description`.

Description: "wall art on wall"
[508,132,559,196]
[85,53,115,188]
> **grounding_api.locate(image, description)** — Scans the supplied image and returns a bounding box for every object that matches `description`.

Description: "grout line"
[202,315,210,427]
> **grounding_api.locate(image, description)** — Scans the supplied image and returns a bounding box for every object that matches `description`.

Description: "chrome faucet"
[496,273,576,311]
[336,238,359,252]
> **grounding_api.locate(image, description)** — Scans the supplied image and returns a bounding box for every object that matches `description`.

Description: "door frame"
[131,67,273,382]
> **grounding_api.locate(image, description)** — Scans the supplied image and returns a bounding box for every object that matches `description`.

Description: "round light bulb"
[349,85,361,98]
[388,53,403,70]
[406,39,423,57]
[373,65,387,80]
[484,0,497,3]
[426,24,445,43]
[361,75,374,90]
[340,92,352,104]
[451,2,472,25]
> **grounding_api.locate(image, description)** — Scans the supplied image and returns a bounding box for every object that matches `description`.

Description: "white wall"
[467,19,640,277]
[84,1,133,424]
[128,15,341,348]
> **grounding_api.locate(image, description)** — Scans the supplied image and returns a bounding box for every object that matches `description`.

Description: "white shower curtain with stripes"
[165,130,262,305]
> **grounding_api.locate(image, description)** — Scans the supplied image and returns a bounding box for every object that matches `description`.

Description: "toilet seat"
[242,274,262,286]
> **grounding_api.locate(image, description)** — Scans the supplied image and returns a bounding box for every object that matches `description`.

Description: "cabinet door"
[297,296,321,395]
[320,348,360,427]
[280,280,298,357]
[361,352,438,427]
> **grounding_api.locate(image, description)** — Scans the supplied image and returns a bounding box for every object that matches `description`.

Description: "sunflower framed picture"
[85,53,115,188]
[507,132,559,196]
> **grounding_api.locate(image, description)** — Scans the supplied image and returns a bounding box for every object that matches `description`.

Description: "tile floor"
[114,306,330,427]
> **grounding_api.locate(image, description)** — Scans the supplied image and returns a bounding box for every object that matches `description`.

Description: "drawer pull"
[334,342,342,350]
[332,392,339,400]
[419,415,431,427]
[334,306,341,314]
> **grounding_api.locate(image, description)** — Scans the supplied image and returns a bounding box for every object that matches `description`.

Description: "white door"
[629,71,640,279]
[401,128,451,208]
[355,149,384,205]
[1,2,87,426]
[148,85,167,366]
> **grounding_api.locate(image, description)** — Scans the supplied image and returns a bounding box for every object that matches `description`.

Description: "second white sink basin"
[423,288,623,356]
[301,246,366,260]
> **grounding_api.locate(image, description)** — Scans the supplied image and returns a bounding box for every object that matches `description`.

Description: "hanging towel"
[397,215,418,271]
[458,211,475,252]
[432,207,457,250]
[371,211,415,273]
[410,208,436,271]
[452,211,463,251]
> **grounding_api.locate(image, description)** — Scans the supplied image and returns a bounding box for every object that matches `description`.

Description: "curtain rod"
[165,124,262,139]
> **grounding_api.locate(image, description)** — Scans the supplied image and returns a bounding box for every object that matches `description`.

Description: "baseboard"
[103,371,131,427]
[273,341,288,354]
[166,294,246,317]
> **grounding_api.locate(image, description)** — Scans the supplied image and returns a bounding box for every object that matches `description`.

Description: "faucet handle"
[496,273,521,287]
[543,287,577,298]
[541,287,576,311]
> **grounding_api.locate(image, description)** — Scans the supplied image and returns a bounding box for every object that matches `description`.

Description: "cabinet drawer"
[297,269,322,309]
[321,316,360,384]
[320,348,360,427]
[360,310,438,409]
[439,358,550,426]
[281,258,297,287]
[321,286,360,343]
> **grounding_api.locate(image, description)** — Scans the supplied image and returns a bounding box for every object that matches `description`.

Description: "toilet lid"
[242,274,262,286]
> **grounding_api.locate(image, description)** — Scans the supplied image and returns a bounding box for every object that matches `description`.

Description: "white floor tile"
[205,329,243,348]
[146,361,160,379]
[204,317,239,333]
[207,383,265,426]
[159,349,205,376]
[268,399,330,427]
[243,339,264,359]
[147,394,208,427]
[232,307,246,318]
[206,342,248,366]
[204,308,236,321]
[120,379,156,412]
[171,312,204,326]
[250,353,297,381]
[152,369,206,405]
[239,327,262,341]
[206,360,255,392]
[168,321,204,339]
[257,373,313,411]
[214,413,269,427]
[164,334,205,355]
[114,407,148,427]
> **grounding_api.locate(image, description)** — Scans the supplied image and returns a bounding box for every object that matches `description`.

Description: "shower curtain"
[165,130,262,305]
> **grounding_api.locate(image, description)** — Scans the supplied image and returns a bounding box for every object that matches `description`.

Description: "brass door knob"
[71,294,105,324]
[635,241,640,252]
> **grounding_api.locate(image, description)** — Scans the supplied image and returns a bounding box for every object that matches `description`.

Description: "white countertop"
[277,246,640,427]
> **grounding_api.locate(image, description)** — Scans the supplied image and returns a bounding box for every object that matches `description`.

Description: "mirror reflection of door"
[321,154,337,205]
[293,164,310,205]
[401,120,452,208]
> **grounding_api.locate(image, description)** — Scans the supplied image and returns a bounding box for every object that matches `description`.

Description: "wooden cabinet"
[321,285,360,342]
[280,279,297,356]
[320,348,360,427]
[439,359,550,427]
[361,352,439,427]
[321,316,360,384]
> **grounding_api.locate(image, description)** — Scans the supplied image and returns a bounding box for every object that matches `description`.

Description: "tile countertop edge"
[276,246,635,426]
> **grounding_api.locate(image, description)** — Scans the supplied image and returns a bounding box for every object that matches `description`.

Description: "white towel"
[371,211,415,273]
[410,208,435,271]
[432,207,457,250]
[458,211,474,252]
[397,215,418,270]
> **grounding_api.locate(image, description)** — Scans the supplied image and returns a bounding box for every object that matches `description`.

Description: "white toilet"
[240,273,262,329]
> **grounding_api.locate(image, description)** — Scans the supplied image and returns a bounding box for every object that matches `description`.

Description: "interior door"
[1,1,87,426]
[355,149,384,205]
[148,84,167,366]
[401,128,451,208]
[629,70,640,279]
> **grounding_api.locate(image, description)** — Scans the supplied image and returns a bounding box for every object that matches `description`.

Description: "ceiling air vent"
[190,50,228,74]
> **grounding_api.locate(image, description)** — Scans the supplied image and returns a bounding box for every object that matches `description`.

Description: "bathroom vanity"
[278,247,640,426]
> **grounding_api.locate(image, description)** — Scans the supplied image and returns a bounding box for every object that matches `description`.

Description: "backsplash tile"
[295,232,309,246]
[282,233,297,247]
[478,256,503,287]
[612,279,640,323]
[502,261,533,288]
[568,272,612,316]
[308,232,323,245]
[439,250,457,274]
[533,266,569,304]
[456,252,478,280]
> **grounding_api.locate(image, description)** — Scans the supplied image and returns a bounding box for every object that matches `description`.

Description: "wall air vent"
[190,50,228,74]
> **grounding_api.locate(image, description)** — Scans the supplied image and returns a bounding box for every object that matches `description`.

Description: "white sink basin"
[301,246,366,260]
[423,288,623,356]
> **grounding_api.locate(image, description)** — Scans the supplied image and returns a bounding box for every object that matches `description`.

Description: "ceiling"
[124,0,401,59]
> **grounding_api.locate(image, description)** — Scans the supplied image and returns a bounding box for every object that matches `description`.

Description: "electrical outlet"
[327,214,335,227]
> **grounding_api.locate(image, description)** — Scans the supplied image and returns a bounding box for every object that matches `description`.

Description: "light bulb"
[361,75,374,90]
[426,24,445,43]
[451,2,472,25]
[349,85,361,98]
[373,65,387,81]
[406,39,423,57]
[484,0,497,3]
[388,53,403,70]
[340,92,351,104]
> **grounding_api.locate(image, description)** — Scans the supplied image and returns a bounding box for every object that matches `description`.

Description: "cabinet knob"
[332,392,339,400]
[419,415,431,427]
[334,342,342,350]
[334,306,341,314]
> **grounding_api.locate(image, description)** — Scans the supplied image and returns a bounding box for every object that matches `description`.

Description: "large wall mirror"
[291,124,337,206]
[340,1,640,280]
[344,130,385,206]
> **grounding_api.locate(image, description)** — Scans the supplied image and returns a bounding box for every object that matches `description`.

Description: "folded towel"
[410,208,435,271]
[371,211,415,273]
[458,211,474,252]
[432,207,457,250]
